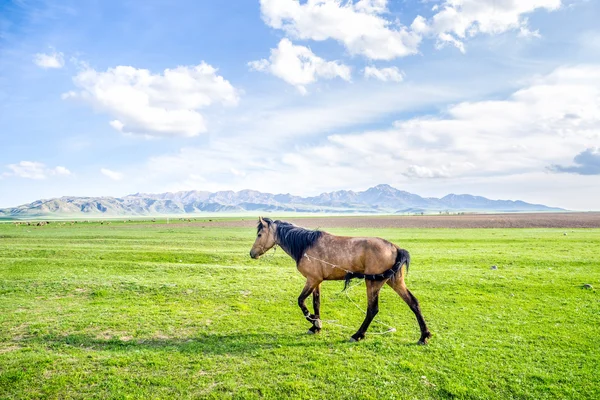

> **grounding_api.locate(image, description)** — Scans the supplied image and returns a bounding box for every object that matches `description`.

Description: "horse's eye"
[258,234,262,238]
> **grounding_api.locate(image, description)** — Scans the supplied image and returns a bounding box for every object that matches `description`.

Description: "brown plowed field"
[166,212,600,229]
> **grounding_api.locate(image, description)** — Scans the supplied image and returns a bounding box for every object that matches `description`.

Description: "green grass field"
[1,220,599,399]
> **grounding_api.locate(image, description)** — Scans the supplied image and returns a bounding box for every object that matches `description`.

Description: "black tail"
[343,248,410,291]
[396,248,410,276]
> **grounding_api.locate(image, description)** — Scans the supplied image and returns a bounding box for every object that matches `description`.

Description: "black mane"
[259,219,323,263]
[257,218,270,235]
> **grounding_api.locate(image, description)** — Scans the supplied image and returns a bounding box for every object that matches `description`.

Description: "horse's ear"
[259,216,264,224]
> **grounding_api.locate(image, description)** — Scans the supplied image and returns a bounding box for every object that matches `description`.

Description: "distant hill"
[0,184,563,218]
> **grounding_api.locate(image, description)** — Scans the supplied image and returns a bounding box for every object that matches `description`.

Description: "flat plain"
[1,214,599,399]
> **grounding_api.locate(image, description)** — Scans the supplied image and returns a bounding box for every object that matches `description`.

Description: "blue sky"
[1,0,599,210]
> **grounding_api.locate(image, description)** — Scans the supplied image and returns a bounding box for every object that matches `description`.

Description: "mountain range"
[0,184,563,218]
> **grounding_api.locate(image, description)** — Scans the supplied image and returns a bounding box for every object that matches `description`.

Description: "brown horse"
[250,217,431,344]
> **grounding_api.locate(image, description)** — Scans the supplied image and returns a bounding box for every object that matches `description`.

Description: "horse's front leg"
[308,283,322,334]
[297,280,320,334]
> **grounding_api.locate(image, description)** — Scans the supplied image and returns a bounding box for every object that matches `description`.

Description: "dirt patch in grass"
[0,344,22,354]
[147,212,600,229]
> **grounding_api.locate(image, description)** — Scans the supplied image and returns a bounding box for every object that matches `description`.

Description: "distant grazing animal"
[250,217,431,344]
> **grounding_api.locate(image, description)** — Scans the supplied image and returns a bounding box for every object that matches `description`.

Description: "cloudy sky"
[1,0,599,210]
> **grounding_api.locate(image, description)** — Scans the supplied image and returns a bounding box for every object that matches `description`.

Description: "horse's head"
[250,217,277,259]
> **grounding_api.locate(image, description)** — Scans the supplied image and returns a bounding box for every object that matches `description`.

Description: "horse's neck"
[274,237,294,261]
[274,231,297,263]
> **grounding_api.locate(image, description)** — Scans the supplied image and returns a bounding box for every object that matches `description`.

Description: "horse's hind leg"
[387,274,431,344]
[350,279,386,342]
[298,280,321,334]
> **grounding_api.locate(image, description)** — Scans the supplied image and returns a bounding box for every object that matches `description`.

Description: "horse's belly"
[296,262,346,281]
[322,268,347,281]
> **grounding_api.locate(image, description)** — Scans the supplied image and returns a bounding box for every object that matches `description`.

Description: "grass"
[1,220,599,399]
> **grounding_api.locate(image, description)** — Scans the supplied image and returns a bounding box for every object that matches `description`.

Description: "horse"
[249,217,431,344]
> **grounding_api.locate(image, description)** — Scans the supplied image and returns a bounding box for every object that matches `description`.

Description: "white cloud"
[64,62,239,138]
[403,165,451,179]
[34,50,65,69]
[435,32,466,53]
[249,38,351,94]
[258,0,560,61]
[230,168,247,177]
[416,0,561,51]
[3,161,71,179]
[355,0,388,14]
[54,166,72,176]
[259,0,421,60]
[100,168,124,181]
[518,25,541,39]
[364,66,404,82]
[295,64,600,182]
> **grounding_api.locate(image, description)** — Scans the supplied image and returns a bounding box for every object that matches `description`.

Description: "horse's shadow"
[29,331,371,355]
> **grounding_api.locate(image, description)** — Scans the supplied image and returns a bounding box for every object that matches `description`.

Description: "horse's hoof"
[314,319,323,329]
[418,332,432,345]
[350,334,364,342]
[307,330,315,335]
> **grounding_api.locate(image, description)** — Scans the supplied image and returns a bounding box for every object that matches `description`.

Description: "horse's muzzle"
[249,250,259,259]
